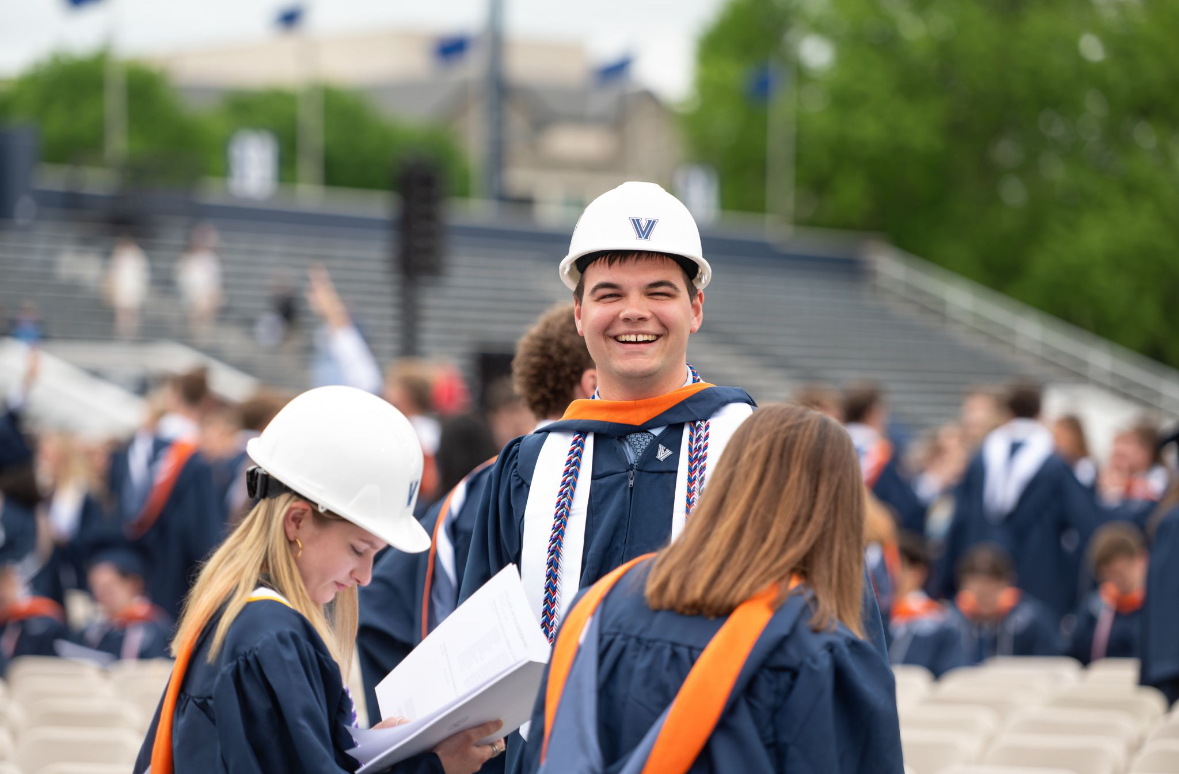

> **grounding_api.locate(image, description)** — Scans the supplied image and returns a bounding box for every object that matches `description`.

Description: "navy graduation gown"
[357,463,493,720]
[936,453,1097,623]
[1,598,69,666]
[518,564,904,774]
[1142,505,1179,705]
[80,603,173,661]
[124,446,225,621]
[948,596,1061,664]
[873,459,927,536]
[133,599,442,774]
[0,498,37,565]
[888,597,971,678]
[461,407,889,663]
[1065,592,1143,666]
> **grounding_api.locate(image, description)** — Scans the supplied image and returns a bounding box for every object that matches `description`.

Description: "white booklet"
[347,564,550,773]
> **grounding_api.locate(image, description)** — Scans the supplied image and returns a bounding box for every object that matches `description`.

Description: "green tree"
[206,86,469,195]
[0,51,212,176]
[685,0,1179,367]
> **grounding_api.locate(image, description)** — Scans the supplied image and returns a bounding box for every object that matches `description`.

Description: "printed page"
[374,564,549,723]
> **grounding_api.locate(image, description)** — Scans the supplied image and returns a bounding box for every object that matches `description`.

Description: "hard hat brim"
[559,249,712,291]
[246,438,432,554]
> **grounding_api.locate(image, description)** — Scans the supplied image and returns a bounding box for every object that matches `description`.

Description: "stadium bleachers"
[897,658,1179,774]
[0,207,1051,432]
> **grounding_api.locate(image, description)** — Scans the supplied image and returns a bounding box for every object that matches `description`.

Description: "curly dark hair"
[512,303,594,420]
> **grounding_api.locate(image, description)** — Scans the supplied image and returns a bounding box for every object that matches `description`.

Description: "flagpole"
[104,0,127,168]
[764,61,782,231]
[783,36,797,231]
[484,0,505,203]
[296,16,323,200]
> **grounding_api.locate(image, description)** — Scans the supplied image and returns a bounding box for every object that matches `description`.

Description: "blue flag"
[746,61,781,103]
[65,0,104,7]
[275,5,304,31]
[434,35,471,66]
[595,55,632,86]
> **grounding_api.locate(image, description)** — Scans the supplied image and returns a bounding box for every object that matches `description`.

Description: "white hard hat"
[246,385,430,553]
[559,181,711,291]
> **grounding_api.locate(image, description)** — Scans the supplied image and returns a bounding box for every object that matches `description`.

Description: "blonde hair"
[646,404,865,636]
[172,493,358,675]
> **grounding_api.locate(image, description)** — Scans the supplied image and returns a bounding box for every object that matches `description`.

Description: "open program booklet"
[347,565,550,773]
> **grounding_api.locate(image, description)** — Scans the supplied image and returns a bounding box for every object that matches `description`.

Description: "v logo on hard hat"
[407,479,420,507]
[629,217,658,241]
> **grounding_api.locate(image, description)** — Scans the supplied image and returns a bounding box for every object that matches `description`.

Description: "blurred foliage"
[0,52,469,196]
[686,0,1179,368]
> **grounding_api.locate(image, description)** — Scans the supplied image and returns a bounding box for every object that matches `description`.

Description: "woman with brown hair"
[521,404,904,774]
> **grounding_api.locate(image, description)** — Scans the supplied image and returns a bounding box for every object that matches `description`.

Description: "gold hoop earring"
[293,537,303,559]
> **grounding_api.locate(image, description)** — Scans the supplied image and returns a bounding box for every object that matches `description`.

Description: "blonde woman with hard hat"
[133,386,504,774]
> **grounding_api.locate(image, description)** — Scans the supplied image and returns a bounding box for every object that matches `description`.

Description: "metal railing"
[866,241,1179,418]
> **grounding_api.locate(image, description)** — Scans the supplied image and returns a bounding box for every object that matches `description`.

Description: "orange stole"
[149,593,293,774]
[541,556,799,774]
[1099,583,1145,615]
[1,597,65,624]
[126,439,199,540]
[560,382,714,427]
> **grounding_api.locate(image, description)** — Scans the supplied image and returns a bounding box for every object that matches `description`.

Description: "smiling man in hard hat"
[460,183,755,643]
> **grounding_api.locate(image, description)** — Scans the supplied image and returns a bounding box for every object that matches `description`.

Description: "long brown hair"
[645,404,865,636]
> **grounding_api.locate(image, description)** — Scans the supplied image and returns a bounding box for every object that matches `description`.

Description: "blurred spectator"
[1054,414,1098,490]
[29,432,107,604]
[306,264,381,393]
[431,362,472,418]
[254,272,299,348]
[203,389,289,525]
[948,543,1060,662]
[384,357,441,502]
[483,377,535,450]
[1066,523,1146,665]
[0,559,68,668]
[842,383,926,535]
[9,301,45,345]
[104,236,151,339]
[110,373,224,620]
[888,532,970,677]
[960,386,1005,454]
[1142,482,1179,704]
[911,422,969,508]
[175,223,223,337]
[78,548,171,660]
[1100,422,1167,509]
[937,381,1095,625]
[159,367,211,442]
[792,383,843,421]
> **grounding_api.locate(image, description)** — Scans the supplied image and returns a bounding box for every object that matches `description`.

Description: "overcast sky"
[0,0,729,102]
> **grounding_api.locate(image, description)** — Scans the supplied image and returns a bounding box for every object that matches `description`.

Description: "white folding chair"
[25,699,144,733]
[1002,707,1139,755]
[1129,739,1179,773]
[900,728,982,774]
[983,733,1123,774]
[924,684,1045,722]
[899,704,1000,742]
[1144,716,1179,745]
[1047,685,1167,731]
[984,656,1084,676]
[6,658,103,688]
[15,727,140,774]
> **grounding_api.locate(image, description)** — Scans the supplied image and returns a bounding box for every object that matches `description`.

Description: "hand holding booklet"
[347,565,550,773]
